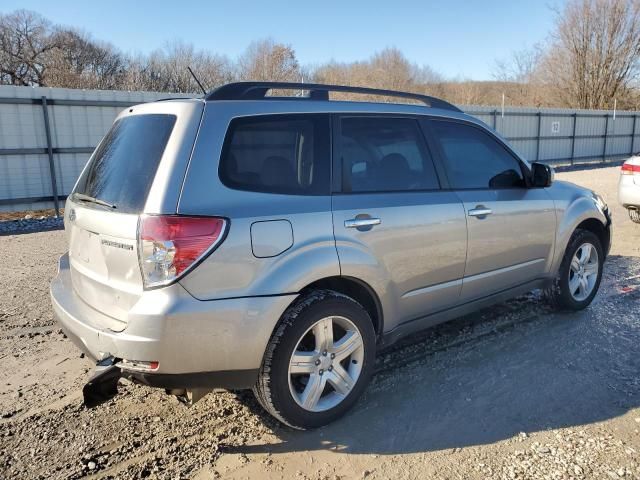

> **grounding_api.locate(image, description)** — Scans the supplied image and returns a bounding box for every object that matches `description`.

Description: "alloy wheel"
[568,242,599,301]
[287,316,365,412]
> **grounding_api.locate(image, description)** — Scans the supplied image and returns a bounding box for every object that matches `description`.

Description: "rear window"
[219,114,330,195]
[74,114,176,213]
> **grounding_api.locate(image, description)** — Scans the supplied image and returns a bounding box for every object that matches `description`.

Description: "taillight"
[138,215,227,288]
[621,162,640,175]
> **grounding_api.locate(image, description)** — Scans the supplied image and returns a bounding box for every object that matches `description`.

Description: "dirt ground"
[0,208,62,222]
[1,165,639,480]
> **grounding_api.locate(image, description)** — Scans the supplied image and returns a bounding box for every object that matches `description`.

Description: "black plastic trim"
[205,81,462,112]
[124,368,259,390]
[379,278,552,350]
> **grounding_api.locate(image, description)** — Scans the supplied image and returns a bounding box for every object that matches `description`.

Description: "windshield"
[73,114,176,213]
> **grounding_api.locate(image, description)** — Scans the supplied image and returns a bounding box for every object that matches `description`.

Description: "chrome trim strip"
[402,278,463,299]
[463,258,546,283]
[401,258,545,299]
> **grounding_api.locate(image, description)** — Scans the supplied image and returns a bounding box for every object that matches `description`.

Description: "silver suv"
[50,82,611,429]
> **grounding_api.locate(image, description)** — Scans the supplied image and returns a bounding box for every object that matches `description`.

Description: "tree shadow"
[232,254,640,456]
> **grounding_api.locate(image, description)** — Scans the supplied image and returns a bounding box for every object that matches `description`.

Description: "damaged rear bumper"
[82,356,258,408]
[83,357,121,408]
[50,252,296,395]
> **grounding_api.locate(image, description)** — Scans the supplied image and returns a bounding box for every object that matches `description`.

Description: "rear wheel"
[629,208,640,224]
[546,229,603,311]
[253,290,376,429]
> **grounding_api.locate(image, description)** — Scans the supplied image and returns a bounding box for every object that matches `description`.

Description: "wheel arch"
[299,276,384,338]
[575,217,610,258]
[551,191,610,275]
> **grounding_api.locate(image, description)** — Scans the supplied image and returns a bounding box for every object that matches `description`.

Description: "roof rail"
[205,81,462,112]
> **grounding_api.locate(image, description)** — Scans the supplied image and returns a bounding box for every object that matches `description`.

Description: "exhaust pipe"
[83,357,121,408]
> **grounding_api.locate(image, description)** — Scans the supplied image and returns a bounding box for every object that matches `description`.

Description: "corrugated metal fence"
[0,85,635,213]
[468,105,639,166]
[0,86,191,213]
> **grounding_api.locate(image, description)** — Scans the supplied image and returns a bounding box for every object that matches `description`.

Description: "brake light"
[621,162,640,175]
[138,215,227,288]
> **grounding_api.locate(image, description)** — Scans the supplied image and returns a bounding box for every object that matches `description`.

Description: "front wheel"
[546,229,604,311]
[629,208,640,224]
[253,290,376,429]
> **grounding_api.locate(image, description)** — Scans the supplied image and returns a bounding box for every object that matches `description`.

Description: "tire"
[629,208,640,224]
[545,229,604,311]
[253,290,376,430]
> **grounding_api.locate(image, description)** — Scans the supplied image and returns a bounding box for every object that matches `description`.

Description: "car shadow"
[231,253,640,456]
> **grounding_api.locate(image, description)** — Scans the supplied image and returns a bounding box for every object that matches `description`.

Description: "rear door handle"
[345,217,381,229]
[468,207,492,217]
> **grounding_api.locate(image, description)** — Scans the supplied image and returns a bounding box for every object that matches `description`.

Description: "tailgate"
[64,103,202,330]
[67,202,141,331]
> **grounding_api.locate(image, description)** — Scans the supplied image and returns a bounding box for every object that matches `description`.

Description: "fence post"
[536,112,542,161]
[493,109,497,130]
[41,96,60,217]
[631,114,637,156]
[570,113,577,165]
[602,114,609,163]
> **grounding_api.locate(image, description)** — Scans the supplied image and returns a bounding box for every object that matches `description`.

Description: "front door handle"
[468,207,492,217]
[345,217,381,229]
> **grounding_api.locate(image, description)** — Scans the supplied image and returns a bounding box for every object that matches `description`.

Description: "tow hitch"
[83,357,121,408]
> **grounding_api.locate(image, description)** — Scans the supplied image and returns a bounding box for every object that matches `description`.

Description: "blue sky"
[2,0,563,80]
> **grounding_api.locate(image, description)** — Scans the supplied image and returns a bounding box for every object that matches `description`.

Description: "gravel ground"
[0,165,639,479]
[0,216,63,236]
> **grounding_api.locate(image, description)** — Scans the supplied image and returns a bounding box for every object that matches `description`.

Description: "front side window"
[219,114,330,195]
[430,120,525,189]
[339,116,440,193]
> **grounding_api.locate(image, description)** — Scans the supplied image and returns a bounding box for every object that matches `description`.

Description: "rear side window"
[339,116,440,192]
[74,114,176,213]
[219,114,330,195]
[430,120,525,189]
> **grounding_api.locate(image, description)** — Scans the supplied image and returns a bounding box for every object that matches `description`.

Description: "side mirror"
[531,162,554,188]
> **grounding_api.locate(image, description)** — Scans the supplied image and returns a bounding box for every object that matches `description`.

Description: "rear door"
[67,113,179,331]
[331,115,467,331]
[426,119,556,302]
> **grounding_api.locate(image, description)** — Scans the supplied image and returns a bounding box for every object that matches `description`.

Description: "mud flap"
[83,357,121,408]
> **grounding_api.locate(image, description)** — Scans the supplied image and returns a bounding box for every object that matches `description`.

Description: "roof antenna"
[188,66,207,95]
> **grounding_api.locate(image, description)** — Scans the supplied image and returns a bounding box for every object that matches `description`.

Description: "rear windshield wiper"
[72,193,117,209]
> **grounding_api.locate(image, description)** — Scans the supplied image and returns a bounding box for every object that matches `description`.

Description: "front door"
[427,118,556,302]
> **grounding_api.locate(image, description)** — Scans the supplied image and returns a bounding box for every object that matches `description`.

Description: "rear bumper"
[51,253,297,389]
[126,369,259,390]
[618,175,640,208]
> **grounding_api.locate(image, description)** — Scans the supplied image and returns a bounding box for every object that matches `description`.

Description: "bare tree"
[44,29,126,89]
[541,0,640,109]
[122,41,233,93]
[20,5,640,110]
[493,46,543,83]
[411,64,444,86]
[368,47,415,91]
[238,38,300,82]
[0,10,59,85]
[312,48,443,102]
[491,46,546,106]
